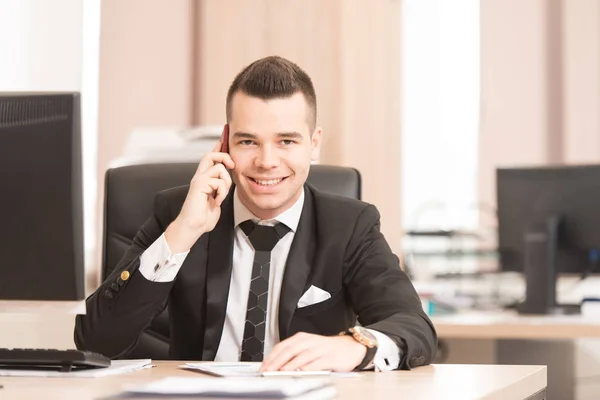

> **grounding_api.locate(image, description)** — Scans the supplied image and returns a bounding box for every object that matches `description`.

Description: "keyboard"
[0,348,111,372]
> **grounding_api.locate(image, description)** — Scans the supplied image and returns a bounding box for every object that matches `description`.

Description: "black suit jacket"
[75,184,437,369]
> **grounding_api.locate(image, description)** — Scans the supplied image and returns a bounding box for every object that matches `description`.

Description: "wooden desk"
[0,361,546,400]
[432,310,600,339]
[0,300,85,314]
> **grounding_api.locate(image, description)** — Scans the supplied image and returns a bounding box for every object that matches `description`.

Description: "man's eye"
[240,140,254,146]
[281,140,295,145]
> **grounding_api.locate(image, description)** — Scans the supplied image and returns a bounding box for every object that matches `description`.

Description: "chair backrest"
[103,163,361,280]
[101,162,361,359]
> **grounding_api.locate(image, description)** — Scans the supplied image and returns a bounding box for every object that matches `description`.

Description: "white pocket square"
[297,285,331,308]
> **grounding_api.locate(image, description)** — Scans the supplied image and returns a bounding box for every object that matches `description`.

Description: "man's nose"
[255,145,280,169]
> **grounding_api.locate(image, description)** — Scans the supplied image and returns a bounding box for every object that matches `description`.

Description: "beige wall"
[337,1,402,250]
[563,0,600,163]
[195,1,340,154]
[95,0,195,278]
[478,0,554,210]
[479,0,600,211]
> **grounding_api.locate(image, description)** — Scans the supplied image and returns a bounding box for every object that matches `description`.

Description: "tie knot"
[239,220,291,251]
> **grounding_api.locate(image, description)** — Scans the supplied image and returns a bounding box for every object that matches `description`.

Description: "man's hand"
[260,332,367,372]
[165,136,234,253]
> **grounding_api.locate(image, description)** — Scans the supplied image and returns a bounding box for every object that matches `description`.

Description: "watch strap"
[354,344,377,371]
[342,328,378,371]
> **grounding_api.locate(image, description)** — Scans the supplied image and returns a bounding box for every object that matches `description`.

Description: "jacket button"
[104,290,114,299]
[120,271,130,281]
[110,283,120,292]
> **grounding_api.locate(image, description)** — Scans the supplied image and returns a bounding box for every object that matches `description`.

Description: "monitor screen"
[0,92,84,300]
[497,165,600,275]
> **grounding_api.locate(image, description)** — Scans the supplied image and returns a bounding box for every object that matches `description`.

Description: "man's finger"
[199,152,235,171]
[262,345,303,372]
[261,334,304,370]
[202,178,226,198]
[211,179,229,206]
[215,163,233,189]
[279,349,322,372]
[205,164,232,188]
[197,152,235,173]
[295,357,328,372]
[212,140,222,153]
[261,336,312,372]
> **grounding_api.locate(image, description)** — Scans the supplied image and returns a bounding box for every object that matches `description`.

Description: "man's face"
[228,91,321,220]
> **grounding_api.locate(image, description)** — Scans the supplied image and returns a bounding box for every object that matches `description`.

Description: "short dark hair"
[226,56,317,131]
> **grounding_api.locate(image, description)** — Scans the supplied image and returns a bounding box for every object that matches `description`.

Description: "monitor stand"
[517,215,581,315]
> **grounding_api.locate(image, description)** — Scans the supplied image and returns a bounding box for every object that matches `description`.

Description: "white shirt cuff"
[138,233,189,282]
[366,329,401,372]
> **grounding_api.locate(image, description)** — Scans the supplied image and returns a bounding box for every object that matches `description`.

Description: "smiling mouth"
[249,177,288,187]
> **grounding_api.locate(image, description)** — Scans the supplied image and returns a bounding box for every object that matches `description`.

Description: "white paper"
[182,361,262,377]
[125,376,336,398]
[182,362,361,379]
[0,359,151,378]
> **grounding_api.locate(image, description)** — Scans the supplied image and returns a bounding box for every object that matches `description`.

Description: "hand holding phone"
[164,124,234,253]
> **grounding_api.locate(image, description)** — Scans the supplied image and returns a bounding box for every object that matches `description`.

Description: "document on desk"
[182,362,362,379]
[182,362,263,377]
[0,359,152,378]
[182,362,342,378]
[123,376,337,399]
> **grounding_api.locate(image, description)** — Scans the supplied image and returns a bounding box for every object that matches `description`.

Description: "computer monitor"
[497,165,600,315]
[0,92,84,301]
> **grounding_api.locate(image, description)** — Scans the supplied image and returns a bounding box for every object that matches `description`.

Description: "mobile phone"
[220,124,229,153]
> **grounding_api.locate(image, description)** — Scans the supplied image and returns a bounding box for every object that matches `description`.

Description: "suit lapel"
[278,187,316,340]
[202,190,235,360]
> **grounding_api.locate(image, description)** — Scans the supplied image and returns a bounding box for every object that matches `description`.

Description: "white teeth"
[254,178,283,186]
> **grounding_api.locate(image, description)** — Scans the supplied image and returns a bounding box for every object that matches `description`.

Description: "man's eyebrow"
[231,132,304,139]
[276,132,304,139]
[231,132,257,139]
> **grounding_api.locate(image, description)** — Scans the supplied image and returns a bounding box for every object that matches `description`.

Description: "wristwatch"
[340,326,379,370]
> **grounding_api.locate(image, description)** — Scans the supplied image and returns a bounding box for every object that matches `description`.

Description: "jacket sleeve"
[343,204,438,369]
[74,191,177,358]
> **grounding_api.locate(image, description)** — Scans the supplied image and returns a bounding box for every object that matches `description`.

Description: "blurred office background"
[2,0,600,398]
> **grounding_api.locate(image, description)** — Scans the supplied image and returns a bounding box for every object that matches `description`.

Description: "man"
[75,56,437,372]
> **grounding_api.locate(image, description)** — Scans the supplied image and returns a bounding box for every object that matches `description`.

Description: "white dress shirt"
[139,188,400,371]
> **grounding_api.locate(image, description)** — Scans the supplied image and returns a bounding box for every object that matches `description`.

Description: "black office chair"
[102,162,362,359]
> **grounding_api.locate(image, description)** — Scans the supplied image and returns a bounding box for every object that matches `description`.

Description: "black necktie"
[238,220,291,362]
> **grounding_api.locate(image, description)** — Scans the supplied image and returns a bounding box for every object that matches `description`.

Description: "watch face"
[351,326,378,348]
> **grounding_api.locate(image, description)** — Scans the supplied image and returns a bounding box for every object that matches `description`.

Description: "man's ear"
[311,127,323,161]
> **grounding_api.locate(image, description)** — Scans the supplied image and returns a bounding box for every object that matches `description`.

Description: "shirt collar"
[233,187,304,232]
